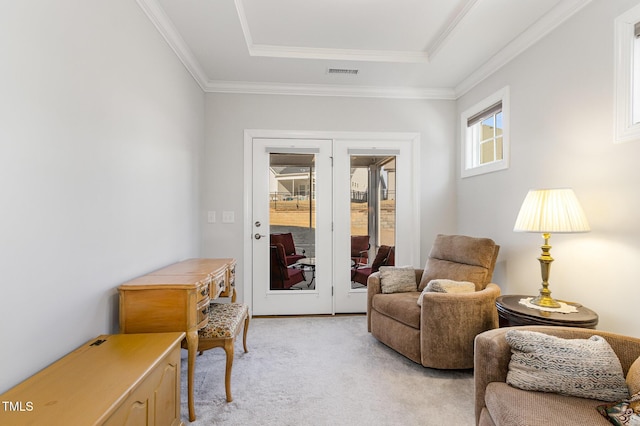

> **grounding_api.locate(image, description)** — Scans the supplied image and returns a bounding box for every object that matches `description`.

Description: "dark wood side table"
[496,295,599,329]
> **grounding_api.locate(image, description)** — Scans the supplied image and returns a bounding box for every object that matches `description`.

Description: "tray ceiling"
[138,0,592,99]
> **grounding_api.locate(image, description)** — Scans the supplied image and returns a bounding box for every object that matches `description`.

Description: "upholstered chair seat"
[187,302,250,404]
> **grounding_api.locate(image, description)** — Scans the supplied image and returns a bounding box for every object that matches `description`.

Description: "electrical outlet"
[222,211,235,223]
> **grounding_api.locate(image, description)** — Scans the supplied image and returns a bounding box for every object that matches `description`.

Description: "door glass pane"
[379,157,396,247]
[634,32,640,124]
[269,153,316,290]
[350,155,396,289]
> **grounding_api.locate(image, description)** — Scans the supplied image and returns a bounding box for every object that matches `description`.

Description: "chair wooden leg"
[186,330,198,422]
[223,338,235,402]
[242,314,250,353]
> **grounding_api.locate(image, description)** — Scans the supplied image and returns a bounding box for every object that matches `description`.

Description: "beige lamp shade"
[514,188,590,234]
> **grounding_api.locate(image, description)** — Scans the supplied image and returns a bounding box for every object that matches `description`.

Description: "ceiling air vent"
[327,68,359,75]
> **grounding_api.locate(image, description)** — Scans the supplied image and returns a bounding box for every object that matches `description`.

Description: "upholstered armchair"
[367,234,500,369]
[270,244,305,290]
[352,245,394,286]
[350,235,370,266]
[270,233,305,266]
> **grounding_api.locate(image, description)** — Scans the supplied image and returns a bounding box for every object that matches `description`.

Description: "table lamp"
[513,188,590,308]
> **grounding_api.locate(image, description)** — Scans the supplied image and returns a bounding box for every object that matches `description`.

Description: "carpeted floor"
[180,315,475,425]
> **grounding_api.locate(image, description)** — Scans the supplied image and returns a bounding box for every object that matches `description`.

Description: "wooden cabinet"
[118,258,237,422]
[119,274,210,334]
[0,332,184,426]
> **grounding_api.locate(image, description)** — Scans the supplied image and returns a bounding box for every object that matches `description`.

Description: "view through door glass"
[350,155,396,290]
[269,153,316,291]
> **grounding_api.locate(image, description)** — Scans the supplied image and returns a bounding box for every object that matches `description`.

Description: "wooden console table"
[0,332,184,426]
[118,258,236,422]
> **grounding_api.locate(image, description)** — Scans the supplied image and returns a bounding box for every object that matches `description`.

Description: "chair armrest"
[473,326,514,425]
[420,283,501,369]
[367,269,424,332]
[366,272,382,332]
[355,250,368,265]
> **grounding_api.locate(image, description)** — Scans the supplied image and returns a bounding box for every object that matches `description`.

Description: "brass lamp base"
[529,232,561,309]
[530,293,561,308]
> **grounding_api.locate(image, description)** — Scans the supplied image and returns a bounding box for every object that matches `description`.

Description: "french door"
[252,138,333,315]
[248,132,419,316]
[332,138,417,313]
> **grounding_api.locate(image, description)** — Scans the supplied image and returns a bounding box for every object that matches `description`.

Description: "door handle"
[254,233,267,240]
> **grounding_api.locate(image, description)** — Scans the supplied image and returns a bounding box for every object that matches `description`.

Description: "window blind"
[347,148,400,156]
[265,147,320,154]
[467,101,502,127]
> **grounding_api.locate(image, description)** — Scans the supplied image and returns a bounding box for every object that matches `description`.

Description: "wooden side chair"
[187,302,250,403]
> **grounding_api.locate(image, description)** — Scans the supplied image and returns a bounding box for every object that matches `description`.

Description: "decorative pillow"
[425,279,475,293]
[596,391,640,425]
[417,279,475,306]
[505,330,630,402]
[628,356,640,396]
[379,266,417,294]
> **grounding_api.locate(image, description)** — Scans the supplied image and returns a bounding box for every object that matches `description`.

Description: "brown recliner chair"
[367,234,500,369]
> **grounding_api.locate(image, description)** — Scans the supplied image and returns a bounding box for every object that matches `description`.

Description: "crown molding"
[135,0,209,90]
[426,0,480,60]
[454,0,593,97]
[248,44,429,63]
[205,80,456,100]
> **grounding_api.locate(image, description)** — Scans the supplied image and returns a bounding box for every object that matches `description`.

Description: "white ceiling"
[138,0,592,99]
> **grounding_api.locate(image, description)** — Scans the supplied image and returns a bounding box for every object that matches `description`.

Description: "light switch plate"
[222,211,235,223]
[207,211,216,223]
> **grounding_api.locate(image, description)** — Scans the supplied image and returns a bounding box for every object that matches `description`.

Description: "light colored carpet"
[180,315,475,425]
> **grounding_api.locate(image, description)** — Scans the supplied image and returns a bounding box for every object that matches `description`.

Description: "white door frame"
[243,129,421,315]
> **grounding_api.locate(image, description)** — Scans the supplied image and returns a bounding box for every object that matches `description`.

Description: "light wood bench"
[187,302,250,402]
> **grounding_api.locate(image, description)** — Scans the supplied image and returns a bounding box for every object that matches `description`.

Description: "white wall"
[0,1,204,392]
[202,93,457,302]
[457,0,640,337]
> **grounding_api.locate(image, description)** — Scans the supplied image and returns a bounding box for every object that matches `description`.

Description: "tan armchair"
[474,326,640,426]
[367,234,500,369]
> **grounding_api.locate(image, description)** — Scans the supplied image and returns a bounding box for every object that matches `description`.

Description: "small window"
[633,23,640,125]
[615,4,640,143]
[461,87,509,178]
